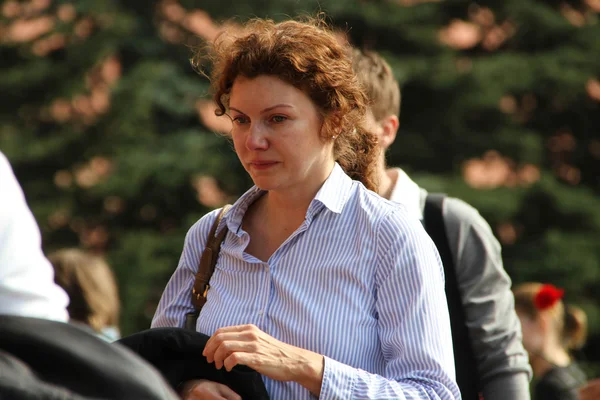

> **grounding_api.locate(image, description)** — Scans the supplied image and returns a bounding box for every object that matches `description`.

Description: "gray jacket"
[390,168,532,400]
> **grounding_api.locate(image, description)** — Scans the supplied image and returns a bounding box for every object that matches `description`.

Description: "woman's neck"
[270,161,333,210]
[263,191,312,224]
[257,162,333,225]
[530,346,572,378]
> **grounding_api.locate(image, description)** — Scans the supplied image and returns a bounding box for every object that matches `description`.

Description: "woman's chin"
[252,179,278,191]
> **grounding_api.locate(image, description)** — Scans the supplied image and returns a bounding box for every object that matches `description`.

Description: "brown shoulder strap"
[191,205,232,311]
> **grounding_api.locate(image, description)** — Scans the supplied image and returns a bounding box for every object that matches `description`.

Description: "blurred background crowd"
[1,0,599,383]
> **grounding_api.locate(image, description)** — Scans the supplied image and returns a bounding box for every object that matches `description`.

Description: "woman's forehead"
[229,75,314,112]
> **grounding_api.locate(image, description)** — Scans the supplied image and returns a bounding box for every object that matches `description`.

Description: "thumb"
[217,384,242,400]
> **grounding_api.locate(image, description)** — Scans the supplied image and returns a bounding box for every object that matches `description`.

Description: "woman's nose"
[246,122,269,150]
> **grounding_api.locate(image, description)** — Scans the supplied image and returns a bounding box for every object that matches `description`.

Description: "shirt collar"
[223,186,263,235]
[388,168,423,220]
[222,162,354,234]
[311,162,353,215]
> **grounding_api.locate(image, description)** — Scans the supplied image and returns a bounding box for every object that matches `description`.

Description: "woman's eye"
[271,115,287,123]
[232,116,249,124]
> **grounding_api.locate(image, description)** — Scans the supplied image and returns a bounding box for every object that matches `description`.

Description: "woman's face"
[228,75,335,195]
[517,311,544,356]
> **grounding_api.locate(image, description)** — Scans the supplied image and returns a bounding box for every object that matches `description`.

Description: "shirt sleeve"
[151,209,221,329]
[319,208,460,400]
[0,152,69,322]
[443,197,532,400]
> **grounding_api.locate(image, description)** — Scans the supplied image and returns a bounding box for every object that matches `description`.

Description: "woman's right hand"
[179,379,241,400]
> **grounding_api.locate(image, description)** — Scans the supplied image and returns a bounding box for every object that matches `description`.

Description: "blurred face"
[517,311,544,356]
[364,109,397,152]
[364,110,384,142]
[229,75,335,194]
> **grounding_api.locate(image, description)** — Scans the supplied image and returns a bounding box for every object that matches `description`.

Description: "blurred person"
[0,151,70,322]
[514,283,588,400]
[153,15,460,400]
[49,248,121,342]
[0,150,177,399]
[352,48,532,400]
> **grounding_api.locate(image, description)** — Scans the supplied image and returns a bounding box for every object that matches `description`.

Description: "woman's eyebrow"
[229,107,245,114]
[229,104,294,115]
[260,104,293,113]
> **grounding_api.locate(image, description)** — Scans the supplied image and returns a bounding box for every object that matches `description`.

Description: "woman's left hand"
[202,324,324,393]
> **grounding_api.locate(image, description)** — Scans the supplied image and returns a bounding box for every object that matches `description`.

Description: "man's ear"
[379,115,399,150]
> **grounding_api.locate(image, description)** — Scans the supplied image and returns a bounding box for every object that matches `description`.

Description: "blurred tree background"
[1,0,599,374]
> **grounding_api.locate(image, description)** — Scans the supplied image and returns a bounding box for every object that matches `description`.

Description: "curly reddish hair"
[194,16,379,191]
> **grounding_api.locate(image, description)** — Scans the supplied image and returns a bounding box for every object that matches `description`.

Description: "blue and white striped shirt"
[152,164,460,400]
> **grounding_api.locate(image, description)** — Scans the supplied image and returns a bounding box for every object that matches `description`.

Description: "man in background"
[353,49,532,400]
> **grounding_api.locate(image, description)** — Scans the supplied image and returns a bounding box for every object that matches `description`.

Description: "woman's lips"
[249,161,278,170]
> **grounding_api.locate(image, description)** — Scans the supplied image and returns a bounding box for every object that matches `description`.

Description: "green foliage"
[1,0,599,370]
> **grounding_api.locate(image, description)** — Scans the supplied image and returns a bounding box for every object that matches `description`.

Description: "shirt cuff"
[318,356,356,400]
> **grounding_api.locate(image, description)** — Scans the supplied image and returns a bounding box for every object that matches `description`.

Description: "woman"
[514,283,588,400]
[152,16,459,400]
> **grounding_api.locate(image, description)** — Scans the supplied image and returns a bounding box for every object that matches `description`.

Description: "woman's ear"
[320,114,343,141]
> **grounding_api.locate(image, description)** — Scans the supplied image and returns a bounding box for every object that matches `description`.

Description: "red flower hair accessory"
[534,284,564,311]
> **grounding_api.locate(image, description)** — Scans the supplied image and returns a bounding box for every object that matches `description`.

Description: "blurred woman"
[514,283,587,400]
[49,248,121,342]
[152,15,459,400]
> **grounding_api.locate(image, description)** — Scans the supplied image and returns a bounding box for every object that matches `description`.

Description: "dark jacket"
[534,363,587,400]
[0,315,177,400]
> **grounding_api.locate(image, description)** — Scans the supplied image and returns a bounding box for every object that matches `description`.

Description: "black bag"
[424,194,481,400]
[121,206,268,399]
[0,315,177,400]
[117,327,270,400]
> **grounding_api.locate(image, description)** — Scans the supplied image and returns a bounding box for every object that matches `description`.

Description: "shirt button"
[257,310,264,316]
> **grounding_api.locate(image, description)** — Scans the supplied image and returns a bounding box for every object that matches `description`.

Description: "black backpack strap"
[424,193,480,400]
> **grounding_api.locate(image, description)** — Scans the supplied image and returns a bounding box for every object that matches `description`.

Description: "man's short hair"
[352,49,401,122]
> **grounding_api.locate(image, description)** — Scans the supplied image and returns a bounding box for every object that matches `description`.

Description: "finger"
[186,380,236,400]
[203,325,249,357]
[181,380,223,400]
[179,379,206,399]
[209,324,258,342]
[217,384,242,400]
[203,331,248,362]
[204,326,259,360]
[223,351,258,372]
[212,341,258,370]
[185,390,226,400]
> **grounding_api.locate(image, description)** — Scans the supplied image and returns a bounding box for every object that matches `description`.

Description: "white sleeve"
[0,152,69,322]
